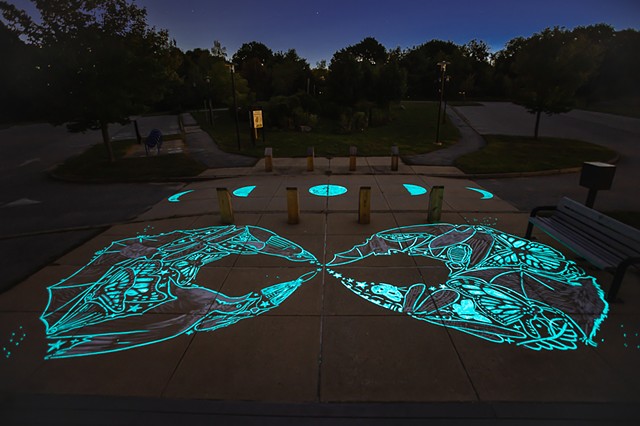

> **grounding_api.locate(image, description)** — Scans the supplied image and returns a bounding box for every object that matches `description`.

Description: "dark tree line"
[2,0,639,147]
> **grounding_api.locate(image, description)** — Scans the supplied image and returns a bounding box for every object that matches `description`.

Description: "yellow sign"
[252,110,263,129]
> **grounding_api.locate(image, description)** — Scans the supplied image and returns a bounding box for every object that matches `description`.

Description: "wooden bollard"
[349,146,357,171]
[427,186,444,223]
[264,147,273,172]
[359,186,371,224]
[391,145,399,171]
[307,147,314,172]
[216,188,234,224]
[286,187,300,224]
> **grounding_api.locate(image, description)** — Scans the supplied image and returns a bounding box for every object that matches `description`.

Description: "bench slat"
[557,198,640,253]
[533,217,622,269]
[552,211,640,258]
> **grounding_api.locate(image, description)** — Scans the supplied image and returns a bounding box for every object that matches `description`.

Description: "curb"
[49,154,620,184]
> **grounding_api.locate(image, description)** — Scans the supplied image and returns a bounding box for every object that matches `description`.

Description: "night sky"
[8,0,640,65]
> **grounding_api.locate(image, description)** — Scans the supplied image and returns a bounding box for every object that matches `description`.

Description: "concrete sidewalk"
[1,170,639,424]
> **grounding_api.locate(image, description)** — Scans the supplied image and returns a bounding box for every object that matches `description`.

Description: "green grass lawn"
[195,101,460,157]
[53,138,206,181]
[454,134,617,174]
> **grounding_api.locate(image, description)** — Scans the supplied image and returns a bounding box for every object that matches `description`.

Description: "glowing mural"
[403,184,428,196]
[168,190,194,203]
[2,326,26,359]
[327,224,608,350]
[233,186,256,198]
[41,226,318,359]
[308,184,347,197]
[466,187,494,200]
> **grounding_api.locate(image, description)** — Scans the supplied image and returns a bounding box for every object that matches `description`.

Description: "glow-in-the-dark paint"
[2,326,26,359]
[466,187,494,200]
[464,217,498,227]
[327,224,608,351]
[41,226,318,359]
[233,186,256,198]
[308,184,347,197]
[168,190,194,203]
[403,184,427,196]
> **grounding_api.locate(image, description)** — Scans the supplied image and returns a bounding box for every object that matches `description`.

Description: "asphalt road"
[455,103,640,212]
[0,118,183,292]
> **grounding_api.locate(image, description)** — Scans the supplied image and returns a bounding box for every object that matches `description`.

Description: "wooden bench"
[525,197,640,301]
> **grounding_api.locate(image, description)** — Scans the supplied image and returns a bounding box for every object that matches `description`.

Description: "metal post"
[307,147,314,171]
[264,147,273,172]
[349,146,357,171]
[216,188,234,224]
[230,65,241,151]
[391,145,399,171]
[359,186,371,224]
[434,61,449,146]
[134,120,142,144]
[585,188,598,208]
[427,186,444,223]
[287,187,300,224]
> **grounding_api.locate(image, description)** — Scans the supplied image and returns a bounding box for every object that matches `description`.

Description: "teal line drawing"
[327,224,608,351]
[403,184,428,196]
[308,184,347,197]
[168,190,194,203]
[41,226,318,359]
[233,186,256,198]
[466,187,494,199]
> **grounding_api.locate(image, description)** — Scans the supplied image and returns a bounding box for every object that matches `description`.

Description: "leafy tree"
[327,37,405,109]
[0,21,40,122]
[232,41,274,100]
[401,40,464,100]
[271,49,311,96]
[510,27,603,138]
[0,0,178,162]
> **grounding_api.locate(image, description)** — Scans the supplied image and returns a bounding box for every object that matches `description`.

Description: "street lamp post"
[229,64,241,151]
[205,76,213,126]
[434,61,450,146]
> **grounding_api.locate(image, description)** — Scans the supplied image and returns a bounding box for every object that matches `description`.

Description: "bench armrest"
[529,205,557,218]
[525,205,557,239]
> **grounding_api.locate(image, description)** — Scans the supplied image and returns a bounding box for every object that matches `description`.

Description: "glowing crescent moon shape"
[466,187,494,200]
[403,184,428,196]
[233,186,256,197]
[168,190,194,203]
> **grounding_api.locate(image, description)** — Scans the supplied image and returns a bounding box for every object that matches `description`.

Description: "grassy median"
[53,138,206,182]
[455,134,616,174]
[195,101,460,157]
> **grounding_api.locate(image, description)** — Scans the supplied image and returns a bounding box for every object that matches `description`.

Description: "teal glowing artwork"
[308,184,347,197]
[327,224,608,351]
[403,184,428,196]
[466,187,494,200]
[41,222,608,358]
[2,326,26,359]
[168,190,194,203]
[233,186,256,198]
[41,225,318,359]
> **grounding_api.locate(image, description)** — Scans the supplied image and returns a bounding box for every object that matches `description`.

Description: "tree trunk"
[100,121,115,163]
[534,110,541,139]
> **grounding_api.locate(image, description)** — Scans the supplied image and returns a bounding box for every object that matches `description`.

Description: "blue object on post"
[145,129,163,156]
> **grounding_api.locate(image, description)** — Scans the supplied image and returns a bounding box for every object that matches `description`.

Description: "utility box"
[579,162,616,190]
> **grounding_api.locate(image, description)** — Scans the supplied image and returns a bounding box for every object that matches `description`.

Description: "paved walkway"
[404,107,485,166]
[2,170,639,424]
[2,107,640,424]
[181,113,257,169]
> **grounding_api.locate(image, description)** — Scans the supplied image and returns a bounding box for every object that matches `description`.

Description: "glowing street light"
[434,61,450,146]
